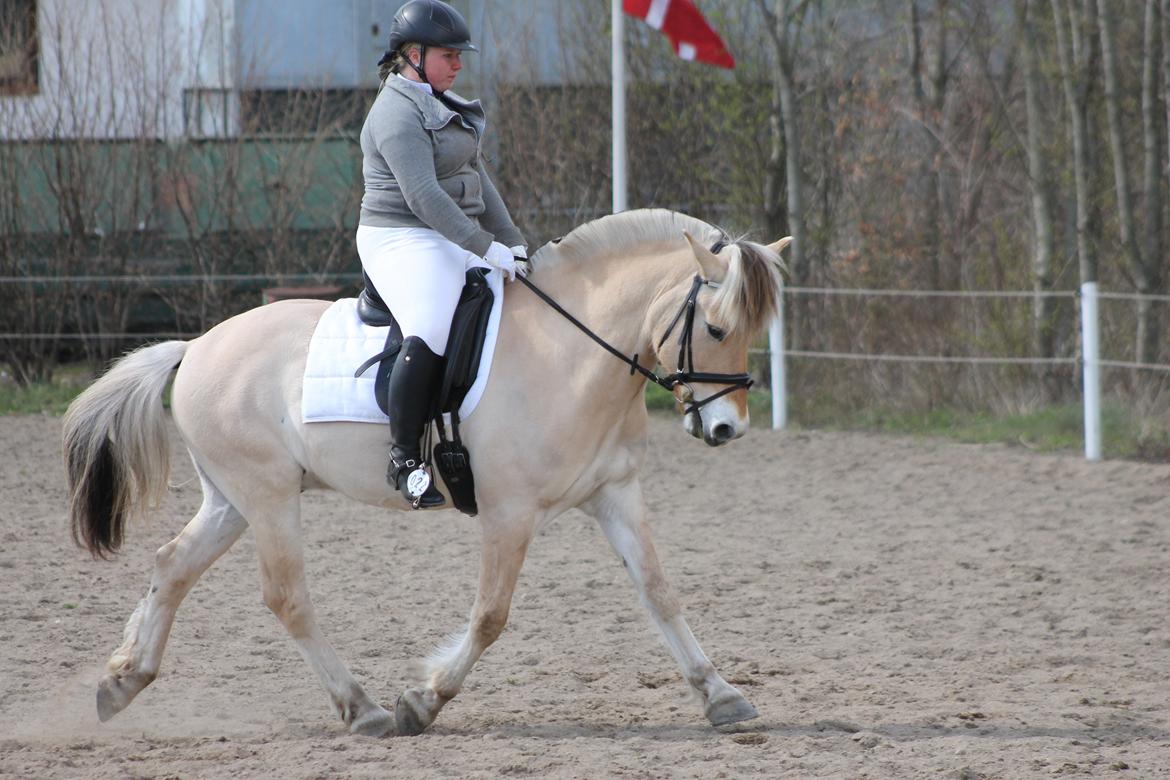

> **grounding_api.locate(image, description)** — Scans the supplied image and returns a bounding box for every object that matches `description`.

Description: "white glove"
[484,241,521,281]
[509,245,531,277]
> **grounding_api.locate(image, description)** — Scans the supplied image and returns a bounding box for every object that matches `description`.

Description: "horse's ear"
[683,231,727,282]
[767,236,793,255]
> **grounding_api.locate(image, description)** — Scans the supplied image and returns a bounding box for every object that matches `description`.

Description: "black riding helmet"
[380,0,476,89]
[388,0,477,52]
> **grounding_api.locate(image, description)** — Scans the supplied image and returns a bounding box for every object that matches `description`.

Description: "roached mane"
[531,208,786,336]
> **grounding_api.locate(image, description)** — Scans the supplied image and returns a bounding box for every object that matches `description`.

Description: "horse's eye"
[706,323,725,342]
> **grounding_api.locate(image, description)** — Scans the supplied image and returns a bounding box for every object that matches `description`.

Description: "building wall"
[182,0,240,138]
[235,0,400,89]
[462,0,589,93]
[0,0,403,140]
[0,0,613,141]
[0,0,198,140]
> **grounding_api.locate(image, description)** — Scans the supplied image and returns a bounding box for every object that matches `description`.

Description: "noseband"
[517,262,754,418]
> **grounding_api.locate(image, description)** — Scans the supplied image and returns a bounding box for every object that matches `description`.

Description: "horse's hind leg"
[584,477,758,727]
[97,462,247,721]
[395,516,534,736]
[246,491,394,737]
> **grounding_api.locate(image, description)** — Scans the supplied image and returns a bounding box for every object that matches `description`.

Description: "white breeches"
[356,225,490,356]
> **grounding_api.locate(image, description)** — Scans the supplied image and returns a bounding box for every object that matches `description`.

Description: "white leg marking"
[397,520,533,735]
[586,477,757,725]
[98,463,247,721]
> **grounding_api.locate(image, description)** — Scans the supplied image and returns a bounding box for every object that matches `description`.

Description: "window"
[239,89,373,136]
[0,0,38,95]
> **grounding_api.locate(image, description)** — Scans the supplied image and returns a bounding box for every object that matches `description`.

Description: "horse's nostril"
[713,423,733,442]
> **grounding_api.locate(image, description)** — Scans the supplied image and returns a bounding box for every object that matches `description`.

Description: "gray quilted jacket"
[359,77,525,257]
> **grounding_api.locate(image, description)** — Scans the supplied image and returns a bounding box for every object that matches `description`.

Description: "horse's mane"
[533,208,725,268]
[532,208,786,336]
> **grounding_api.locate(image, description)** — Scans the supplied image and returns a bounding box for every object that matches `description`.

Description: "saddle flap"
[365,267,494,421]
[437,268,494,413]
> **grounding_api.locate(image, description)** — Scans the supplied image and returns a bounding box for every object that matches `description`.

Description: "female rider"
[358,0,527,509]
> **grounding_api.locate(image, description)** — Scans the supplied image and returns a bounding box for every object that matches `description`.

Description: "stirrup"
[389,453,445,509]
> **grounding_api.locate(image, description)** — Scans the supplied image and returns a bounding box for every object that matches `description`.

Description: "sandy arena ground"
[1,412,1169,778]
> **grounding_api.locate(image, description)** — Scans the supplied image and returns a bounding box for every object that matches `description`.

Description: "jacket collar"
[394,73,433,94]
[384,77,485,137]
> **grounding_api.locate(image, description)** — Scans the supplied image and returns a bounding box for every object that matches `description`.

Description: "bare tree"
[0,0,371,382]
[1162,0,1170,233]
[1050,0,1099,285]
[1017,0,1059,397]
[1138,0,1165,375]
[1095,0,1164,377]
[4,0,1168,425]
[755,0,811,360]
[759,0,810,288]
[0,1,177,380]
[906,0,949,289]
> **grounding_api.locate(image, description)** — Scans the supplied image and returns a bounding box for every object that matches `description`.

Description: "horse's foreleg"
[248,494,394,737]
[97,463,247,721]
[585,477,759,727]
[395,520,533,736]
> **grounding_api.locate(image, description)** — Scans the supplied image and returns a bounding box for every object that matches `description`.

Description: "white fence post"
[1080,281,1102,461]
[770,281,786,430]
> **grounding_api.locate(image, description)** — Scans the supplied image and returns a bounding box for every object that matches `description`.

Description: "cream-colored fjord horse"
[63,208,789,738]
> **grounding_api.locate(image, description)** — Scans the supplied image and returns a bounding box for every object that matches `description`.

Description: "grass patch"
[0,377,86,415]
[795,397,1170,461]
[647,383,1170,461]
[845,406,1089,452]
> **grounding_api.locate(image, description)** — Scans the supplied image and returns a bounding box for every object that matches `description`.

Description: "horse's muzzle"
[705,421,737,446]
[682,405,745,446]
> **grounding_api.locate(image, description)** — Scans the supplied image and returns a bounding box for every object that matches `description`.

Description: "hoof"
[706,691,759,727]
[96,685,120,723]
[96,671,154,722]
[350,706,394,737]
[394,691,429,737]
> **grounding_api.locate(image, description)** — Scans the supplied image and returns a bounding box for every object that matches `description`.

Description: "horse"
[62,208,790,738]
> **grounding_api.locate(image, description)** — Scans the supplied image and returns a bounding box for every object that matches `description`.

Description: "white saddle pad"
[301,270,503,424]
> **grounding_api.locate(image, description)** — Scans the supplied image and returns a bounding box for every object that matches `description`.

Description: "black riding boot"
[386,336,446,509]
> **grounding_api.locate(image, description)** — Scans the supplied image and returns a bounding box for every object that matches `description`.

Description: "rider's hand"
[509,245,530,278]
[484,241,521,281]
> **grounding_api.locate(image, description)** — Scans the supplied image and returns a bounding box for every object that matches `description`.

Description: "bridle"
[653,272,754,415]
[516,245,754,419]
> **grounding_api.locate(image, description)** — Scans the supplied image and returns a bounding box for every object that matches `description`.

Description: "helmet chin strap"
[406,45,435,91]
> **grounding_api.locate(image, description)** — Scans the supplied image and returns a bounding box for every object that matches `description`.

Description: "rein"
[516,268,753,417]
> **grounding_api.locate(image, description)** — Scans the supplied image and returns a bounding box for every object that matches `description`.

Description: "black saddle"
[353,269,493,515]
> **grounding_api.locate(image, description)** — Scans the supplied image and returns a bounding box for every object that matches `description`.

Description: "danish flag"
[623,0,736,69]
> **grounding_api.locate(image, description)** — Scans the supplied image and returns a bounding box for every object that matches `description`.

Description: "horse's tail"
[63,340,190,559]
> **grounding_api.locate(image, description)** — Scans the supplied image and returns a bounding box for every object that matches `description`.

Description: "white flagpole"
[612,0,627,213]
